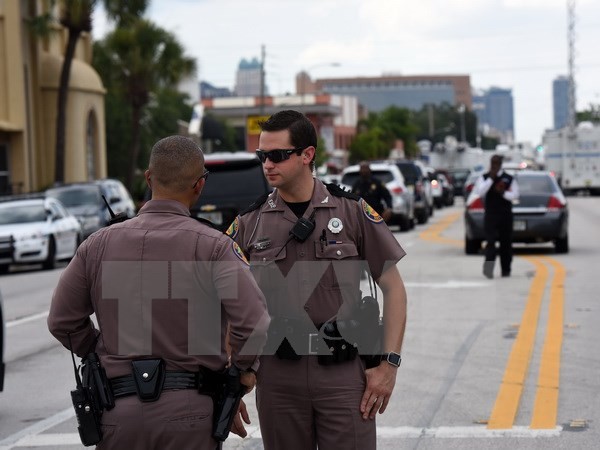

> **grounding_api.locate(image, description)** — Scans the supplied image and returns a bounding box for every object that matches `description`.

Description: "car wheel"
[0,264,9,275]
[465,237,482,255]
[399,215,411,232]
[555,235,569,253]
[416,210,428,224]
[42,236,56,270]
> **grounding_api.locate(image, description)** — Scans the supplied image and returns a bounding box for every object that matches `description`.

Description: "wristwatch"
[382,352,401,368]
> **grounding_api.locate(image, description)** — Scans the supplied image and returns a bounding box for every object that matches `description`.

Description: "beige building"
[0,0,106,195]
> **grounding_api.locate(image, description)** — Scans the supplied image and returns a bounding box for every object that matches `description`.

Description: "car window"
[200,162,267,201]
[395,163,420,185]
[46,186,100,207]
[0,204,46,225]
[516,174,555,194]
[341,170,394,186]
[47,201,65,219]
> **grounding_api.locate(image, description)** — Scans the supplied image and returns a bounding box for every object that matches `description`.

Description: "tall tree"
[95,20,196,190]
[30,0,149,184]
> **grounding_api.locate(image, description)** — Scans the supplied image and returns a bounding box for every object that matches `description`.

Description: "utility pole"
[260,44,265,115]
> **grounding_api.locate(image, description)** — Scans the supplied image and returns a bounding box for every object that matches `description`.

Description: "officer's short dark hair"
[149,135,204,192]
[260,110,318,170]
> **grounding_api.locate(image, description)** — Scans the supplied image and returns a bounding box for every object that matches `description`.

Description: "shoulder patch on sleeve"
[362,199,384,223]
[225,216,239,238]
[232,241,249,265]
[239,192,271,216]
[325,183,361,201]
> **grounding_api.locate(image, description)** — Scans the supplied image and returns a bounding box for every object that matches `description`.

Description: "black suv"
[46,179,136,239]
[189,152,271,231]
[391,160,431,224]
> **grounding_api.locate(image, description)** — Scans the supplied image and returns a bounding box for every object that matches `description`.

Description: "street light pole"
[458,103,466,143]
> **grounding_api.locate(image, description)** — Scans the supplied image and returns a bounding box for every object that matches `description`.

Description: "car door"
[47,200,76,258]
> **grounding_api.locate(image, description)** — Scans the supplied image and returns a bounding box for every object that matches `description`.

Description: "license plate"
[197,212,223,225]
[513,220,526,231]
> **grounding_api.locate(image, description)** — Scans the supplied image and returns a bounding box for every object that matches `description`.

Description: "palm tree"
[99,20,196,190]
[31,0,149,184]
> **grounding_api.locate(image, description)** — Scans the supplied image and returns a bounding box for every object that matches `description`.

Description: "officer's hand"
[230,399,251,438]
[240,371,257,394]
[360,363,397,420]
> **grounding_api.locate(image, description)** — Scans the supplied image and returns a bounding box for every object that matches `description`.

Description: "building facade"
[310,74,472,113]
[200,93,358,154]
[0,0,106,194]
[472,87,514,144]
[553,75,569,130]
[234,57,267,97]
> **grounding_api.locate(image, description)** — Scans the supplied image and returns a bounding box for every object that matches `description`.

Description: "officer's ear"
[303,146,316,166]
[144,170,152,190]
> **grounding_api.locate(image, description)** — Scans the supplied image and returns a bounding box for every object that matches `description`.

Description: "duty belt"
[110,371,211,398]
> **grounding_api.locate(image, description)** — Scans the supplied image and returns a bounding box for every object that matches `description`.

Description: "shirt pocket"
[248,245,287,297]
[314,242,360,291]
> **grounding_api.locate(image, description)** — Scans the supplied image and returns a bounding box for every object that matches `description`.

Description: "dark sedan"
[464,171,569,254]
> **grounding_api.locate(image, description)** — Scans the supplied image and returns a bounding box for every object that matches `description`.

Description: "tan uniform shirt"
[228,180,406,326]
[48,199,269,378]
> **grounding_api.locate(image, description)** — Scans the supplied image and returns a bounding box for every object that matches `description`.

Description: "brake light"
[465,184,474,194]
[547,195,566,210]
[467,196,484,211]
[391,186,403,194]
[431,180,439,187]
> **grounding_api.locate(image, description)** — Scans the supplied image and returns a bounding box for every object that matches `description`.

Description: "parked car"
[447,168,471,197]
[434,172,455,207]
[390,160,433,224]
[189,152,272,231]
[46,179,136,239]
[463,169,484,199]
[464,170,569,254]
[0,196,82,272]
[340,163,414,231]
[0,289,4,392]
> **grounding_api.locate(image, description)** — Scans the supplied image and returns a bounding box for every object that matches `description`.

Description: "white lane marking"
[0,407,74,449]
[404,280,491,289]
[6,311,49,329]
[5,426,561,447]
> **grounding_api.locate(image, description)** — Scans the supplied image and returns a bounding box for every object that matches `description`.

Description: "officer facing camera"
[48,135,269,449]
[227,110,408,450]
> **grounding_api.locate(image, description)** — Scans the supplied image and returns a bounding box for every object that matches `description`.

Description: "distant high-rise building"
[553,76,569,130]
[472,87,514,144]
[234,57,267,97]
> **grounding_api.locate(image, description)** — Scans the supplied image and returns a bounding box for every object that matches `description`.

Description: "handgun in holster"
[212,365,245,442]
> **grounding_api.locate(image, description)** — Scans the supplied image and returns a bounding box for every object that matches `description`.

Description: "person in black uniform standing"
[351,162,393,223]
[473,155,520,278]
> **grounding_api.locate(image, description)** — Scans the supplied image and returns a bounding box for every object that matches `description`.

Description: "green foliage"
[348,106,419,164]
[411,102,479,147]
[315,136,328,168]
[577,103,600,124]
[201,113,238,151]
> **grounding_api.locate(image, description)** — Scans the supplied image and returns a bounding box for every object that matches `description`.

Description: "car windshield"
[449,169,470,182]
[516,174,556,194]
[200,162,267,200]
[341,170,394,186]
[46,186,100,207]
[0,204,46,225]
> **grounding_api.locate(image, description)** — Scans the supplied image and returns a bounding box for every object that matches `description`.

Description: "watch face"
[386,352,401,367]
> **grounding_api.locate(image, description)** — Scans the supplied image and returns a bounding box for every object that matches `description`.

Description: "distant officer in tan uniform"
[227,110,408,450]
[48,135,269,449]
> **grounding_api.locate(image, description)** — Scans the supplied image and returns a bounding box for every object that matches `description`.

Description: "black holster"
[316,321,358,366]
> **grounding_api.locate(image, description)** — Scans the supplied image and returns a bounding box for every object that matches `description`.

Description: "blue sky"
[93,0,600,145]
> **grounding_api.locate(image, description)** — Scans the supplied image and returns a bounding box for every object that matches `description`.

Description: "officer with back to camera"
[48,135,270,449]
[227,110,408,450]
[351,161,393,224]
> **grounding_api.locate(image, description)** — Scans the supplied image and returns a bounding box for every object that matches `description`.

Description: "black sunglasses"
[255,147,306,163]
[191,170,210,188]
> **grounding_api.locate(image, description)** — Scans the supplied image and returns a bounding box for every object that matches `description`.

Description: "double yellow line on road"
[488,256,565,429]
[418,211,566,430]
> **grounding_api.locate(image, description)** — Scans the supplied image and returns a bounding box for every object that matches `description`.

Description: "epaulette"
[325,183,361,201]
[239,191,271,216]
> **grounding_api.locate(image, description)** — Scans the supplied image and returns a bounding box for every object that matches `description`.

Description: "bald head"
[148,136,205,193]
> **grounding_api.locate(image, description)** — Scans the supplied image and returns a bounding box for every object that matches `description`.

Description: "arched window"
[86,110,97,180]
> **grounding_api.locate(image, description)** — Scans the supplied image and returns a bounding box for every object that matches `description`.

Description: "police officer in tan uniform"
[227,110,408,450]
[48,136,270,449]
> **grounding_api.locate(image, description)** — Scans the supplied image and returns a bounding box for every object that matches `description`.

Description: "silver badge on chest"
[327,217,343,234]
